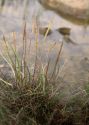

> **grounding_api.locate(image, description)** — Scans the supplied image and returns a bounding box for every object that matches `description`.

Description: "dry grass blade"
[0,52,15,77]
[45,42,57,79]
[50,42,63,81]
[43,18,54,42]
[3,35,14,68]
[32,18,39,82]
[43,24,51,42]
[13,32,17,75]
[22,22,28,81]
[32,54,38,82]
[45,57,50,80]
[0,77,12,86]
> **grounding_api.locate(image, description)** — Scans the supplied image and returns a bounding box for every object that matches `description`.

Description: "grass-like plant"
[0,22,67,125]
[0,21,89,125]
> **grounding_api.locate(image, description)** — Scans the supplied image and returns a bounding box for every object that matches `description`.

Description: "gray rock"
[38,0,89,21]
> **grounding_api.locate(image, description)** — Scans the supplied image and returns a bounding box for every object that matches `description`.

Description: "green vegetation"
[0,23,89,125]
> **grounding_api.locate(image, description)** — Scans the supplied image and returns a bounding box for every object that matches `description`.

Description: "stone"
[57,27,71,36]
[38,0,89,20]
[39,26,52,36]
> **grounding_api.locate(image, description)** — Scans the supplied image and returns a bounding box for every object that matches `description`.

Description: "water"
[0,0,89,97]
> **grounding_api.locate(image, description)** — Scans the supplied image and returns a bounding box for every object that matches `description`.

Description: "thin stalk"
[50,42,63,81]
[3,35,15,68]
[22,22,28,84]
